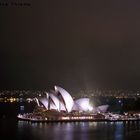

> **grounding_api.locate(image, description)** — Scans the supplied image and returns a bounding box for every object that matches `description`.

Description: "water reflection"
[17,121,140,140]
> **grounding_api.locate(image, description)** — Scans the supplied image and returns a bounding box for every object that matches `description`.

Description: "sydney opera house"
[17,86,110,121]
[35,86,109,114]
[18,86,140,122]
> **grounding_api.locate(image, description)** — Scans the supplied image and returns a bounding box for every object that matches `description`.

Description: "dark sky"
[0,0,140,91]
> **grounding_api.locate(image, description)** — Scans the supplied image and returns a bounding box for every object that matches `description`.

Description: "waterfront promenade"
[17,113,140,123]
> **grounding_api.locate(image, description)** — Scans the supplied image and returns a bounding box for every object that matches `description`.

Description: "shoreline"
[17,115,140,123]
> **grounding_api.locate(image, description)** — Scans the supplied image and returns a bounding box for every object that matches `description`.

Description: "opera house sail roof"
[54,86,74,112]
[36,86,109,113]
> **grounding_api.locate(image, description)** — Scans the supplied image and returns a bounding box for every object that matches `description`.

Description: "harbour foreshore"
[17,113,140,123]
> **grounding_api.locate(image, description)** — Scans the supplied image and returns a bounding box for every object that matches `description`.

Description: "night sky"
[0,0,140,91]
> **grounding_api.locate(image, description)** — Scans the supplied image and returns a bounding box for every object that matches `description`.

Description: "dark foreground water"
[0,102,140,140]
[0,118,140,140]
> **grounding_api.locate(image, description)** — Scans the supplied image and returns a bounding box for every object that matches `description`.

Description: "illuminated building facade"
[37,86,109,113]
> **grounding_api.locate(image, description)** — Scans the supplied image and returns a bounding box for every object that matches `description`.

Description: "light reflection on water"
[16,121,140,140]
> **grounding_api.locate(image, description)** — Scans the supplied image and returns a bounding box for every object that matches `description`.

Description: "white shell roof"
[74,98,91,111]
[49,93,60,111]
[59,102,66,111]
[97,105,109,113]
[38,86,109,113]
[39,97,60,110]
[55,86,74,112]
[39,98,48,109]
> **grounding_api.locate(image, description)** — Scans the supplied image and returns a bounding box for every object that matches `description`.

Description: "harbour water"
[0,102,140,140]
[0,118,140,140]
